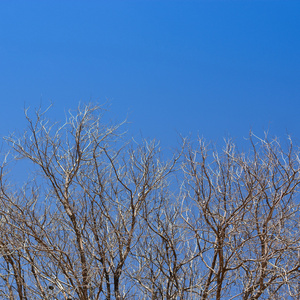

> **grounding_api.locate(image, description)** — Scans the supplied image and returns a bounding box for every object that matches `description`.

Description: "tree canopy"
[1,104,300,299]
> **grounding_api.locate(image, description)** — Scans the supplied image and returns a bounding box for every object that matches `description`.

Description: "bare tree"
[1,104,182,299]
[1,104,300,299]
[181,136,300,299]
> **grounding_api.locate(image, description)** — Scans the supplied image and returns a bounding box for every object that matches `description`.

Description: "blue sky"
[1,0,300,148]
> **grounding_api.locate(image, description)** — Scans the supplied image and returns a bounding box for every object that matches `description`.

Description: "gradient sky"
[1,0,300,149]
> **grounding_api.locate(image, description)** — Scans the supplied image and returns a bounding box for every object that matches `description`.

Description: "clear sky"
[1,0,300,148]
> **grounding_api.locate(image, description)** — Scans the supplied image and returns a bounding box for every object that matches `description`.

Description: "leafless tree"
[1,104,180,299]
[0,104,300,299]
[181,135,300,300]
